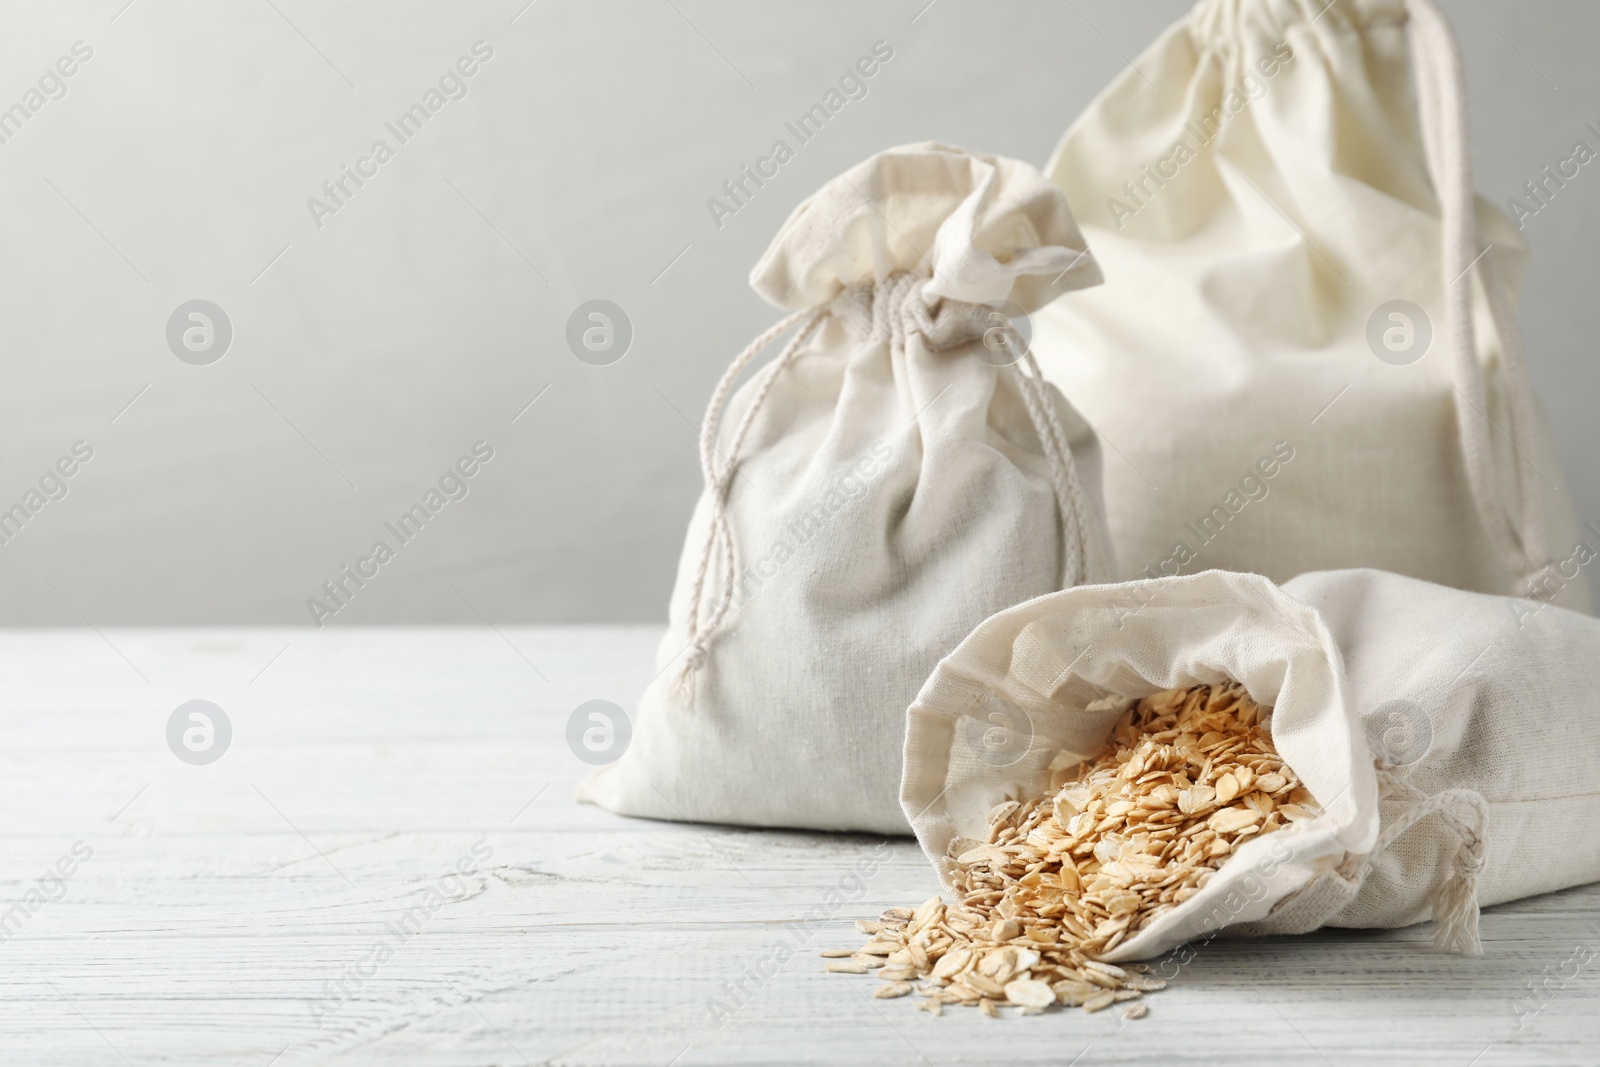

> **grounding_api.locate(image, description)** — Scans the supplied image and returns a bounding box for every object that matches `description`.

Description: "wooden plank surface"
[0,627,1596,1065]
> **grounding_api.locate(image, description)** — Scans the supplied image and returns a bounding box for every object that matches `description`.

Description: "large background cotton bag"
[902,568,1600,959]
[583,144,1111,834]
[1031,0,1587,611]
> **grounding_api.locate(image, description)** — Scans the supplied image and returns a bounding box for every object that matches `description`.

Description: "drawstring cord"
[1016,346,1093,590]
[676,306,824,692]
[1372,764,1489,955]
[1407,0,1549,595]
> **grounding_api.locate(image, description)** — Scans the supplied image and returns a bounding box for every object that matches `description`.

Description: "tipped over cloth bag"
[902,567,1600,959]
[1032,0,1588,611]
[580,143,1112,834]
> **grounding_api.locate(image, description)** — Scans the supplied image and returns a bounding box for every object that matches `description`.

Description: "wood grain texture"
[1,627,1596,1065]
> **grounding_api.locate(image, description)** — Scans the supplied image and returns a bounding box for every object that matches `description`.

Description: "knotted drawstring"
[835,273,1094,591]
[675,273,1095,694]
[1407,0,1549,596]
[1372,763,1489,955]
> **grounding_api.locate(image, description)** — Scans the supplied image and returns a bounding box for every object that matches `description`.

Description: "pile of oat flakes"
[825,681,1318,1017]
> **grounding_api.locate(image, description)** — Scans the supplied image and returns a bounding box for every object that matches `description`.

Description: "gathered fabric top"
[1190,0,1405,51]
[750,142,1101,315]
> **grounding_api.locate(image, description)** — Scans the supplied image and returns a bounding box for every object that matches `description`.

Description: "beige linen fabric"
[582,144,1111,834]
[1031,0,1588,612]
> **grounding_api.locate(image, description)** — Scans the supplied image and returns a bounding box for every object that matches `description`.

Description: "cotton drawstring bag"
[902,567,1600,959]
[581,143,1113,834]
[1031,0,1588,612]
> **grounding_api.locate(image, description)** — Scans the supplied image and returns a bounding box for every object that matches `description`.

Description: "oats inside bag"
[827,681,1319,1016]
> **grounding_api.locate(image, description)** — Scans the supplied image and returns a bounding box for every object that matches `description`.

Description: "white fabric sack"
[902,567,1600,959]
[582,143,1112,834]
[1032,0,1588,612]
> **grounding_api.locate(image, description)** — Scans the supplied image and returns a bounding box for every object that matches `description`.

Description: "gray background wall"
[0,0,1594,626]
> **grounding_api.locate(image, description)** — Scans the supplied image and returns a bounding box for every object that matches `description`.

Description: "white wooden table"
[3,627,1596,1066]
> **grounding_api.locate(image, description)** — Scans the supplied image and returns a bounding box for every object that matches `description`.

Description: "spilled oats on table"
[827,682,1318,1017]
